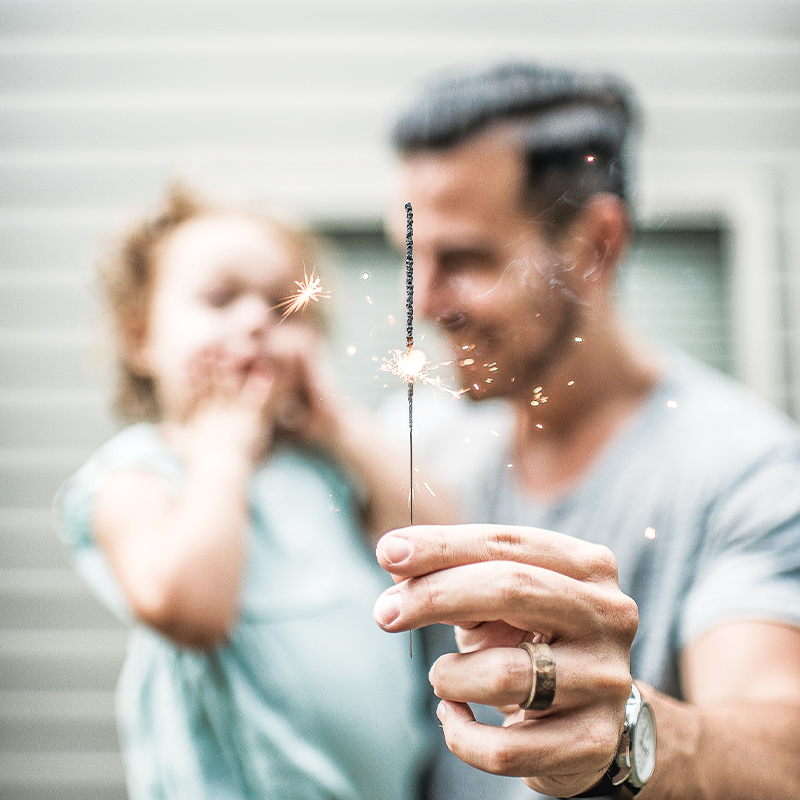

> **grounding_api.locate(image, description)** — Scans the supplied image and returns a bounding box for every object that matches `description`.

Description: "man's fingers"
[429,646,631,712]
[435,699,617,790]
[376,524,619,584]
[431,648,537,708]
[373,560,637,643]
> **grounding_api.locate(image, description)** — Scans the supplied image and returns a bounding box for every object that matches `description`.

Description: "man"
[374,63,800,799]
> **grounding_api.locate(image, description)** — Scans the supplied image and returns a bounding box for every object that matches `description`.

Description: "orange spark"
[276,270,330,320]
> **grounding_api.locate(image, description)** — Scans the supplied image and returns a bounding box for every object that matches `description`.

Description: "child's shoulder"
[93,422,167,461]
[56,424,179,538]
[81,422,184,482]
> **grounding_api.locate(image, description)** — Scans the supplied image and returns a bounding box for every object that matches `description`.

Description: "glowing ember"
[645,526,657,540]
[276,270,330,319]
[530,387,548,407]
[381,348,467,398]
[403,348,427,378]
[667,400,678,409]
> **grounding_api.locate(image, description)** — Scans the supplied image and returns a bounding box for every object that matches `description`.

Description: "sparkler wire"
[405,201,414,659]
[405,202,414,526]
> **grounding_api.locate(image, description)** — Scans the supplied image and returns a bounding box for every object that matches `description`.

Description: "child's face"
[136,213,301,421]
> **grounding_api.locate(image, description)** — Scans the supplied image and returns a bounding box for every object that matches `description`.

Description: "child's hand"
[171,345,277,466]
[266,325,342,450]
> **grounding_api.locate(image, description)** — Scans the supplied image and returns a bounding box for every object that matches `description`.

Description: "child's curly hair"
[97,183,323,423]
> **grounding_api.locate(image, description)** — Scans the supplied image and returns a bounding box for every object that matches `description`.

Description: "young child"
[55,186,436,800]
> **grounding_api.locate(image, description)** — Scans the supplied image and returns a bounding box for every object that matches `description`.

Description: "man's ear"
[572,193,630,287]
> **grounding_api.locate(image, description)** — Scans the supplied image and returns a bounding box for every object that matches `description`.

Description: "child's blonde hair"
[98,183,323,423]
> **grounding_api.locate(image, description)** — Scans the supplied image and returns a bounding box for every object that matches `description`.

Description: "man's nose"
[414,259,445,321]
[415,260,462,327]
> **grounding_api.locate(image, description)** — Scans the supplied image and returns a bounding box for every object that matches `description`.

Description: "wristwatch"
[571,683,656,798]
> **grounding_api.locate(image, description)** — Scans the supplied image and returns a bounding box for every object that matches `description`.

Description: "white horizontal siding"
[1,0,797,39]
[1,1,799,796]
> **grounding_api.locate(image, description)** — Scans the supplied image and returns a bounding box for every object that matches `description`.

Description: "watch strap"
[571,771,639,798]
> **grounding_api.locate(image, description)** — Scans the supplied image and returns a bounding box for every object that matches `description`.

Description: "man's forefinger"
[372,559,618,637]
[375,523,617,584]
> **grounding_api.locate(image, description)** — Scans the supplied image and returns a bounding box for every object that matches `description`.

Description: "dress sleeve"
[53,423,182,623]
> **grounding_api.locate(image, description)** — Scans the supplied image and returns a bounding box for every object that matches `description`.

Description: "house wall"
[1,2,798,797]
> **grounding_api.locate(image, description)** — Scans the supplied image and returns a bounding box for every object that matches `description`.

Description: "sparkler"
[404,202,415,658]
[404,203,415,526]
[276,270,330,320]
[380,206,465,654]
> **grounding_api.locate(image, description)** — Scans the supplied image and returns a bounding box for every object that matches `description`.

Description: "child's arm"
[93,357,274,649]
[324,406,459,541]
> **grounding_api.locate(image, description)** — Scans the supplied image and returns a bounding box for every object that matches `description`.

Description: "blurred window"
[620,228,731,376]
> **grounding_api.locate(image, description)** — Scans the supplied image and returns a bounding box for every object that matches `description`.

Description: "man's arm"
[639,620,800,799]
[373,524,800,799]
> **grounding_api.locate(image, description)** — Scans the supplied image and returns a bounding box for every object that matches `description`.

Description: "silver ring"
[518,641,557,711]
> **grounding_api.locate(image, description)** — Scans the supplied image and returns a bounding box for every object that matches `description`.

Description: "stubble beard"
[454,295,582,403]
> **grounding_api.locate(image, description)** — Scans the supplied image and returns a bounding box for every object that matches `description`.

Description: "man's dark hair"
[391,62,637,234]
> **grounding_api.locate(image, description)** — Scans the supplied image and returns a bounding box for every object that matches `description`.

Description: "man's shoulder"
[631,351,800,499]
[662,352,800,448]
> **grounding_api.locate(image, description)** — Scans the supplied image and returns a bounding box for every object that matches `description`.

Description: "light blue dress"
[56,424,432,800]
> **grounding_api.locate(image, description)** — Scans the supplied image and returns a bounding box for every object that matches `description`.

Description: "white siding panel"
[1,1,799,796]
[0,217,102,269]
[2,1,798,40]
[3,42,799,95]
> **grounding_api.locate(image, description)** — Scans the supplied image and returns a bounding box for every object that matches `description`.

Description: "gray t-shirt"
[385,350,800,800]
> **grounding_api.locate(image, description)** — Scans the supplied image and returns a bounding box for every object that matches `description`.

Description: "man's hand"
[373,523,639,797]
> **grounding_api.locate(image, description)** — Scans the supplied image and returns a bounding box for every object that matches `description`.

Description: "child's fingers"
[241,361,277,409]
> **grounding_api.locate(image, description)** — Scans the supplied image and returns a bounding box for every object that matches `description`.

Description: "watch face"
[631,702,657,785]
